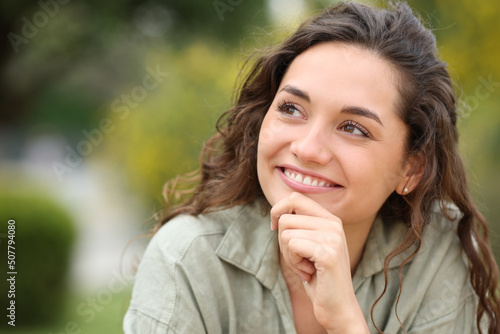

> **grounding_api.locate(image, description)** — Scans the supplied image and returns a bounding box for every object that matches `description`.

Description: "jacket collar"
[215,202,280,290]
[354,215,414,286]
[214,203,413,290]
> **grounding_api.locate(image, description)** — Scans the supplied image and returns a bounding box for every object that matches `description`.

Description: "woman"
[124,2,500,333]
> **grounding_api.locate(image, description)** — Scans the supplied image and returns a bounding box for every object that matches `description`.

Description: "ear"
[396,151,425,196]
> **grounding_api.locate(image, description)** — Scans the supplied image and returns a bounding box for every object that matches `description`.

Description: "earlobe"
[397,152,425,196]
[396,179,411,196]
[397,177,417,196]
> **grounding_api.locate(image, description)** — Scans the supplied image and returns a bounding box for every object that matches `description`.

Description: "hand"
[271,192,369,333]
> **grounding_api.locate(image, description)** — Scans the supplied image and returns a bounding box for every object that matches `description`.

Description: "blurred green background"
[0,0,499,332]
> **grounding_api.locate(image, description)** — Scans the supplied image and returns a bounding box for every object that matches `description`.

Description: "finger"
[271,192,339,230]
[279,228,343,260]
[291,268,312,283]
[295,258,316,276]
[283,243,315,282]
[283,238,319,267]
[285,237,337,269]
[282,238,317,275]
[278,214,343,233]
[291,261,314,282]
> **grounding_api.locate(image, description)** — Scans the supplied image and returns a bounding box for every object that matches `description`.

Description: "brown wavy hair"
[157,1,500,332]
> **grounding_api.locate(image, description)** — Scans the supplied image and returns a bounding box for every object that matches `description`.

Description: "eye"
[277,100,304,118]
[338,120,371,138]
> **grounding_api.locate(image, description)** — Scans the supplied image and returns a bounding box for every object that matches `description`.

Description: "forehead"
[280,42,400,120]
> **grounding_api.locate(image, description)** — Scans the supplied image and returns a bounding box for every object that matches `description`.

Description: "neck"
[344,215,376,274]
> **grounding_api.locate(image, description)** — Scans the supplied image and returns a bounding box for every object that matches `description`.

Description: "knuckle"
[280,229,292,243]
[324,233,343,246]
[289,191,302,201]
[327,215,342,225]
[313,242,340,263]
[288,237,300,249]
[326,219,344,234]
[278,214,291,227]
[270,207,280,219]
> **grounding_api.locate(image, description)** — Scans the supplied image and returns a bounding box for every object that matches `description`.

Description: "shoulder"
[357,203,464,279]
[124,203,268,332]
[150,203,259,258]
[416,202,470,289]
[418,202,465,271]
[152,207,233,256]
[356,203,479,333]
[407,203,478,330]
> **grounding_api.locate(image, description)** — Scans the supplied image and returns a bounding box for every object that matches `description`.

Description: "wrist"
[326,321,369,334]
[325,302,369,334]
[327,323,369,334]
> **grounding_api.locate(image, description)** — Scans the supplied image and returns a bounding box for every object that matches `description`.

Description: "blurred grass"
[2,288,131,334]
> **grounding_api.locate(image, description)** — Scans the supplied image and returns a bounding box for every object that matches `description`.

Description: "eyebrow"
[341,106,384,126]
[279,84,311,102]
[279,84,384,126]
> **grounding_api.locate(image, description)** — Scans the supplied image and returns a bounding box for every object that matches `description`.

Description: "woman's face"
[257,42,410,226]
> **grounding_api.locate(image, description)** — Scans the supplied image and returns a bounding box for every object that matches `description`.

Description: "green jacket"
[124,202,479,333]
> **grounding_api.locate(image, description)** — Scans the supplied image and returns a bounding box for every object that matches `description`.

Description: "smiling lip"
[277,165,343,194]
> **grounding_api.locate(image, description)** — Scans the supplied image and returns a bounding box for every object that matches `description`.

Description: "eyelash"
[276,100,372,138]
[277,100,303,117]
[339,120,371,138]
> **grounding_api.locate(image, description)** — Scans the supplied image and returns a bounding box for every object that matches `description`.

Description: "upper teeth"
[284,168,332,187]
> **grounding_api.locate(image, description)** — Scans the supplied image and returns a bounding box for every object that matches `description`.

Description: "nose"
[290,122,333,165]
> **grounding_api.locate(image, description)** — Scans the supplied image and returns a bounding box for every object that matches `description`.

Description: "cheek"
[257,122,271,165]
[258,114,288,146]
[257,113,293,162]
[344,148,403,193]
[257,114,277,170]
